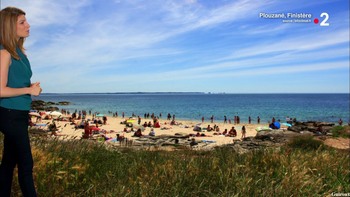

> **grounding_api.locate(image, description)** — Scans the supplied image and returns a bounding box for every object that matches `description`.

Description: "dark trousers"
[0,107,37,197]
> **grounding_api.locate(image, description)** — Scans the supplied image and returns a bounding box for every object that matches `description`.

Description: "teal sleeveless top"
[0,45,32,111]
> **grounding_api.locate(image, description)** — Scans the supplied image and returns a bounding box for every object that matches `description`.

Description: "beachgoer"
[103,116,107,125]
[241,125,246,139]
[0,7,41,196]
[207,125,213,131]
[228,127,237,137]
[154,120,160,128]
[338,118,343,126]
[167,113,171,120]
[83,121,92,139]
[133,128,142,137]
[149,128,155,136]
[143,121,148,127]
[190,138,198,146]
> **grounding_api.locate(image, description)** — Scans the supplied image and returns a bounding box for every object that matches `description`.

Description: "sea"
[34,93,350,124]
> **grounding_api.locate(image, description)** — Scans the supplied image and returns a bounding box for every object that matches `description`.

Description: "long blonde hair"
[0,7,26,60]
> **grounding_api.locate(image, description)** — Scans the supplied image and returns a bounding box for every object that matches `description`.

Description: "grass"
[331,125,350,138]
[287,135,325,150]
[0,133,349,196]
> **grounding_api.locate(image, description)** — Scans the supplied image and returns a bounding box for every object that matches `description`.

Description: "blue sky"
[1,0,349,93]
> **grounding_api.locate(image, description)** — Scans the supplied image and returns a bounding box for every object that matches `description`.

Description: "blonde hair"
[0,7,26,60]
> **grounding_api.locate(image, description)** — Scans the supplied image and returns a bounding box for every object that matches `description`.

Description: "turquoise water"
[35,93,349,124]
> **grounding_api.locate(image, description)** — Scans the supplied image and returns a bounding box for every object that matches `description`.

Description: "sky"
[1,0,349,93]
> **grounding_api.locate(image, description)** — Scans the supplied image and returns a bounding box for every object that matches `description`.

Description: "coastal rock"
[57,101,70,105]
[108,134,219,150]
[222,129,318,154]
[288,121,336,135]
[31,100,69,111]
[127,135,192,149]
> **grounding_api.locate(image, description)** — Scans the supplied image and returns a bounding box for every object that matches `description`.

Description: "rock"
[288,126,303,132]
[128,134,191,149]
[57,101,70,105]
[31,100,69,111]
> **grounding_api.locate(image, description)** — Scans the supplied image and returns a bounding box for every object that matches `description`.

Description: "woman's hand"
[30,82,42,96]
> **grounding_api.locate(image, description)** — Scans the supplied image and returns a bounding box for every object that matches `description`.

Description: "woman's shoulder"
[0,45,11,58]
[0,46,11,58]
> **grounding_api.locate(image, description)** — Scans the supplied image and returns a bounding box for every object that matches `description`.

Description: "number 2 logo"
[320,12,329,26]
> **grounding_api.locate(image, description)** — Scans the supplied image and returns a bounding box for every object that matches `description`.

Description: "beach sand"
[32,114,285,149]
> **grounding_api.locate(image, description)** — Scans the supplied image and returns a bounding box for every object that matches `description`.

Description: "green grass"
[331,126,350,138]
[287,135,325,151]
[0,133,349,196]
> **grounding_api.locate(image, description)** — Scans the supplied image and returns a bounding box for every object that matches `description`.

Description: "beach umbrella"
[29,112,41,117]
[49,111,62,117]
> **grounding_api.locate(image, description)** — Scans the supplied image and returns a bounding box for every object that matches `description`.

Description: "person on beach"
[0,7,42,196]
[207,125,213,131]
[103,116,107,125]
[149,128,155,136]
[228,127,237,137]
[338,118,343,126]
[133,128,143,137]
[241,126,246,139]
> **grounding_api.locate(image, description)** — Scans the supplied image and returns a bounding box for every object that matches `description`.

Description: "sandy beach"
[30,113,288,148]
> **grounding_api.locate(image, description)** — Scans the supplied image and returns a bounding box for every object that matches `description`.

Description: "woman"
[241,125,246,139]
[0,7,42,196]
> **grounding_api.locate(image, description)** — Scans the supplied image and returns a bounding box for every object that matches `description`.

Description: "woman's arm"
[0,49,41,98]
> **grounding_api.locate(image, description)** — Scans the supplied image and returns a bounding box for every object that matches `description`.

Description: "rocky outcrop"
[31,100,70,111]
[107,133,221,150]
[220,129,305,154]
[288,121,335,135]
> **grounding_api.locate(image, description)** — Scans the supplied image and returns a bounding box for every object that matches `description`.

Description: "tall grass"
[0,133,349,196]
